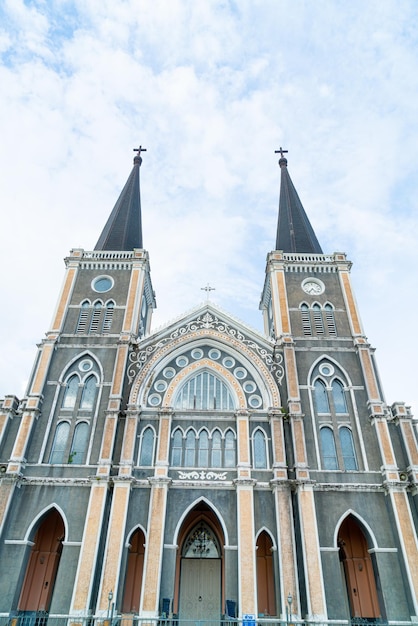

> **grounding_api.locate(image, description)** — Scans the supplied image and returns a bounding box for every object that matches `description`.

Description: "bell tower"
[260,149,418,620]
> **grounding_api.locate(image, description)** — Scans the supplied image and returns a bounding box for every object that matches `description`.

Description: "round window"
[163,367,176,379]
[79,359,93,372]
[92,276,114,293]
[148,394,162,407]
[208,349,221,361]
[176,355,189,368]
[249,395,262,408]
[222,356,235,369]
[155,380,167,392]
[191,348,204,360]
[243,380,256,394]
[319,363,334,377]
[234,367,247,380]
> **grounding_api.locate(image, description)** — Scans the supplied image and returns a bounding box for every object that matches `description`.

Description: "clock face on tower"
[301,278,325,295]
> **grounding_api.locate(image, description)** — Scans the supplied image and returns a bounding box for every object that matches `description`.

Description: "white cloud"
[0,0,417,415]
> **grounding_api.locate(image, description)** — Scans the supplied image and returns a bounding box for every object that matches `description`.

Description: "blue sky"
[0,0,417,415]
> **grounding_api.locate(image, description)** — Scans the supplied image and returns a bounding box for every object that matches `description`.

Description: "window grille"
[175,371,234,410]
[89,302,102,332]
[324,304,337,335]
[312,304,324,334]
[102,301,114,332]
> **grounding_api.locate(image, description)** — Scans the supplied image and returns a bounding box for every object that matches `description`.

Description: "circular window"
[155,379,167,392]
[148,394,162,407]
[176,355,189,368]
[249,395,262,408]
[163,367,176,379]
[222,356,235,369]
[92,276,114,293]
[319,363,334,377]
[191,348,204,360]
[234,367,247,380]
[208,348,221,361]
[243,380,256,394]
[79,359,93,372]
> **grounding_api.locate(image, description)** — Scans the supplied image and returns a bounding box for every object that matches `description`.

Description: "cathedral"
[1,147,418,626]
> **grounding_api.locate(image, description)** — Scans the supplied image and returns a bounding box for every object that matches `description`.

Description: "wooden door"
[18,510,64,612]
[256,531,276,616]
[122,529,145,613]
[338,517,380,618]
[179,558,221,622]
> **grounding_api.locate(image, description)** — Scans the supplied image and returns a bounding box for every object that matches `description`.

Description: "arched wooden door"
[256,531,276,616]
[338,516,381,619]
[122,528,146,613]
[178,519,222,622]
[18,509,65,612]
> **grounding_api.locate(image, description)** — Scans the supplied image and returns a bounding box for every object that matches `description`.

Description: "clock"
[302,279,324,295]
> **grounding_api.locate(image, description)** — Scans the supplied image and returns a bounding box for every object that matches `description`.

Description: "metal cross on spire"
[275,147,288,158]
[201,283,215,302]
[133,145,147,156]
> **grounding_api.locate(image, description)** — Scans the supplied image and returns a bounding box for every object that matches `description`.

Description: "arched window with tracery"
[171,429,183,466]
[314,379,330,413]
[49,422,70,464]
[175,371,234,410]
[80,375,97,410]
[340,427,358,470]
[320,426,338,470]
[253,429,268,469]
[62,375,79,409]
[69,422,89,464]
[332,379,347,413]
[138,426,155,466]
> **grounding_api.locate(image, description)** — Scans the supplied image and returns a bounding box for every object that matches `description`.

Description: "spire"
[275,149,323,254]
[94,146,146,251]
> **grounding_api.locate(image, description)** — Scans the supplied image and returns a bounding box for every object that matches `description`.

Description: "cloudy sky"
[0,1,417,415]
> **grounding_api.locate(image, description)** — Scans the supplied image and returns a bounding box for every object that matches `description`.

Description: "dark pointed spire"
[94,146,146,251]
[275,149,323,254]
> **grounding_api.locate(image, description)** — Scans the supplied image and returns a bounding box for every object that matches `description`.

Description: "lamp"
[286,593,293,623]
[107,590,113,621]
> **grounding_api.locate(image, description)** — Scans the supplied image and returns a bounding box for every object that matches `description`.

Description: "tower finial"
[133,145,147,165]
[275,147,288,167]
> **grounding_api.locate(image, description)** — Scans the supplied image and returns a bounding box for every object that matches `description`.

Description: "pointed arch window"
[50,422,71,464]
[80,375,97,410]
[300,303,312,335]
[175,371,234,410]
[89,301,102,333]
[253,429,268,469]
[102,301,115,333]
[314,379,330,413]
[62,375,79,409]
[312,303,324,334]
[138,427,155,466]
[76,301,91,334]
[69,422,89,463]
[332,380,348,413]
[324,303,336,335]
[211,430,222,467]
[198,431,209,467]
[171,429,183,466]
[184,430,196,466]
[320,426,338,470]
[340,427,358,470]
[225,430,236,467]
[183,521,220,558]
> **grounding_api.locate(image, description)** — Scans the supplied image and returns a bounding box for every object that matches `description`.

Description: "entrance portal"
[178,520,222,622]
[18,509,65,612]
[338,516,381,619]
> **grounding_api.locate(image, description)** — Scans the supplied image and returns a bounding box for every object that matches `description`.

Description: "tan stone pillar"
[70,481,109,615]
[269,407,299,617]
[140,408,173,616]
[96,480,132,612]
[140,477,171,616]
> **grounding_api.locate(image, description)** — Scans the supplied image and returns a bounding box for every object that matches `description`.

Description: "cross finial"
[201,283,215,302]
[275,147,288,158]
[133,145,147,155]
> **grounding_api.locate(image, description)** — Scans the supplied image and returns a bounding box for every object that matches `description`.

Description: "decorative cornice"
[128,311,284,385]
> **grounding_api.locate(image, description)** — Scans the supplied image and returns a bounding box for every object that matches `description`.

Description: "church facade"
[1,149,418,624]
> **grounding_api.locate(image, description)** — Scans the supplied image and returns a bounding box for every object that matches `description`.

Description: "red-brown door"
[122,529,145,613]
[18,509,65,612]
[256,531,276,616]
[338,517,380,618]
